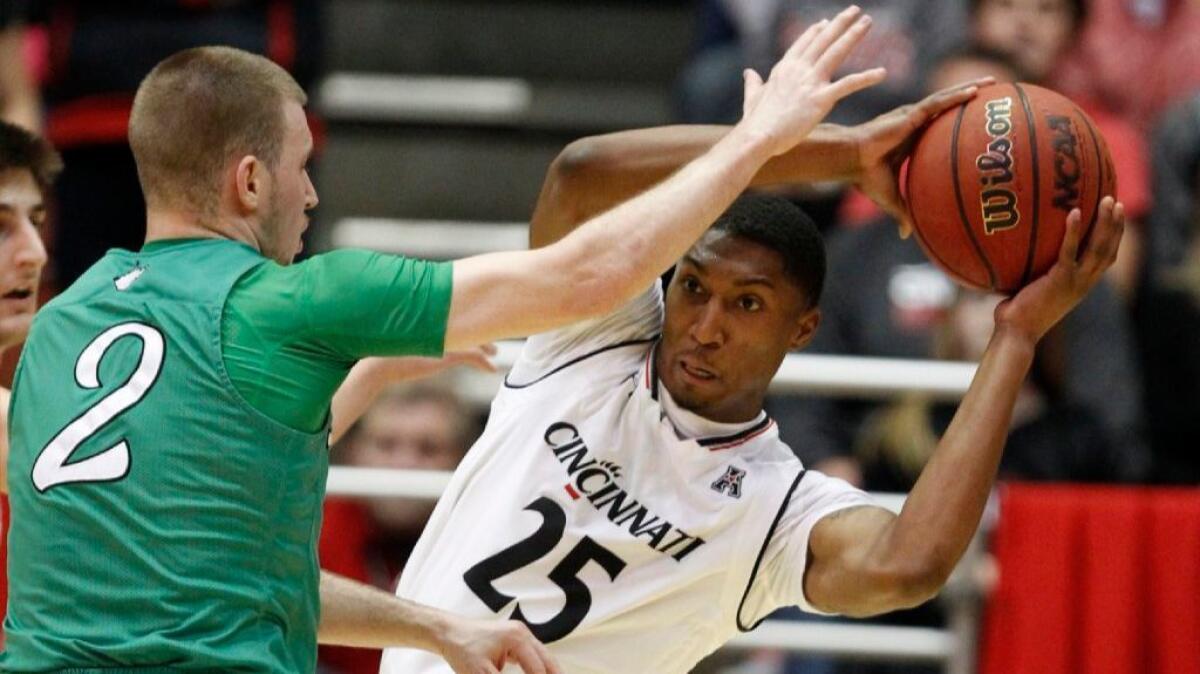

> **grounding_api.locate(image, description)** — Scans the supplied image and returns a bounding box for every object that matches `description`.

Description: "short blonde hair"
[128,46,307,217]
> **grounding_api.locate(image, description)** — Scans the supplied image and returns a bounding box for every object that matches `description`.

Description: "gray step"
[314,126,565,225]
[317,73,673,133]
[326,0,694,84]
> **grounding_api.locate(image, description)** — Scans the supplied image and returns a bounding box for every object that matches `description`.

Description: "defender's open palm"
[740,5,887,158]
[996,196,1125,342]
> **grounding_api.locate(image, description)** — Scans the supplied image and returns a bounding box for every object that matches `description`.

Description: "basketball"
[905,83,1116,293]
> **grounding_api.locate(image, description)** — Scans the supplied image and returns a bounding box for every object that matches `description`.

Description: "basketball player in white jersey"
[381,11,1127,674]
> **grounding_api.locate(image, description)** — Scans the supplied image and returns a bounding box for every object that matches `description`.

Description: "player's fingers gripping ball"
[905,83,1116,293]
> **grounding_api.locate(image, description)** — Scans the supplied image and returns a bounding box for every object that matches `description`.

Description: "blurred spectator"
[1138,93,1200,483]
[0,5,39,132]
[677,0,966,126]
[858,291,1128,490]
[968,0,1151,299]
[0,0,323,289]
[318,383,479,674]
[1054,0,1200,133]
[767,42,1150,489]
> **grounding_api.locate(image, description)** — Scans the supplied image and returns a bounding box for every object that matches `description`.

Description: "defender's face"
[261,101,318,264]
[657,231,818,423]
[973,0,1075,81]
[0,169,48,350]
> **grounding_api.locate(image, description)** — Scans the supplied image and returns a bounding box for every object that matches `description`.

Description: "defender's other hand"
[438,617,561,674]
[850,78,994,238]
[738,5,887,158]
[995,197,1125,344]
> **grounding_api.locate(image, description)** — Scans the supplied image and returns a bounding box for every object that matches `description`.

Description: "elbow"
[552,136,608,180]
[886,557,954,610]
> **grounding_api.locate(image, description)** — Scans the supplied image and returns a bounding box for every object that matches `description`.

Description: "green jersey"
[2,239,452,673]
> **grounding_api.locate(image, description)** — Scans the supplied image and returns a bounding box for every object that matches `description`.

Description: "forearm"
[318,570,446,652]
[329,357,446,444]
[532,124,857,246]
[446,128,775,348]
[885,328,1035,580]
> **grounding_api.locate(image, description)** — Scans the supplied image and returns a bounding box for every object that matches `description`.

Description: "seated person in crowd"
[1138,93,1200,483]
[968,0,1150,298]
[320,384,481,674]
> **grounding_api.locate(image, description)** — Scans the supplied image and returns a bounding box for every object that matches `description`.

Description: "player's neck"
[144,208,262,254]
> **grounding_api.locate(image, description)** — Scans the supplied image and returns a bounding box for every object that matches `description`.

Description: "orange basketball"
[905,83,1116,293]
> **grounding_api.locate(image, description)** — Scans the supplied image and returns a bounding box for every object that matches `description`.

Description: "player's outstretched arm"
[527,78,991,248]
[318,571,561,674]
[444,6,887,350]
[802,199,1126,617]
[328,345,497,445]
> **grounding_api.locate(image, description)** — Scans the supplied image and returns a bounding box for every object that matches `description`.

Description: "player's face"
[657,231,819,423]
[0,169,48,350]
[260,101,318,265]
[350,399,466,532]
[972,0,1075,81]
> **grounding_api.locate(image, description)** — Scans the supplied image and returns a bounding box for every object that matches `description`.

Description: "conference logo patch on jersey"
[546,421,706,562]
[113,264,147,291]
[710,465,746,499]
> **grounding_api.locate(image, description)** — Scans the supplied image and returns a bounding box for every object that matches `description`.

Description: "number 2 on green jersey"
[32,322,165,492]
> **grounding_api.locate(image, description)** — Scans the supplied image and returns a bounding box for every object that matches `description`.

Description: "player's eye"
[682,276,703,294]
[738,295,763,312]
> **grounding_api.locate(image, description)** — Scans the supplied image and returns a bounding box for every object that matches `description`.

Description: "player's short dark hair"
[129,46,306,217]
[710,194,826,310]
[0,121,62,194]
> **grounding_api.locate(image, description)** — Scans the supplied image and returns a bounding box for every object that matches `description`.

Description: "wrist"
[832,123,867,181]
[722,124,779,162]
[990,323,1039,359]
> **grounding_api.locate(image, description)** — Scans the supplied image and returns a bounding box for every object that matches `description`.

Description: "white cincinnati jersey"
[382,283,874,674]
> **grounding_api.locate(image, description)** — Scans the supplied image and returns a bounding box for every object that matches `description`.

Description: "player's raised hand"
[737,5,887,158]
[437,617,561,674]
[995,197,1125,344]
[848,77,995,238]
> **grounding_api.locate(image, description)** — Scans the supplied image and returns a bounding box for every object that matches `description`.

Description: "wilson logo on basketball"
[976,97,1020,235]
[1047,115,1082,212]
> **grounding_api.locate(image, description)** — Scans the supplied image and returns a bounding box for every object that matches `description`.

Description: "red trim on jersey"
[704,419,776,452]
[564,484,581,500]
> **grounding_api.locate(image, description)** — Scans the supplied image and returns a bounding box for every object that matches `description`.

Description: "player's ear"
[789,307,820,351]
[233,155,264,213]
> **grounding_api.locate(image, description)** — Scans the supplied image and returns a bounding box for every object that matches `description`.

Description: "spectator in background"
[678,0,966,126]
[1053,0,1200,133]
[0,0,323,288]
[319,384,481,674]
[968,0,1151,299]
[677,0,968,232]
[0,6,38,132]
[1138,93,1200,483]
[766,46,1151,489]
[857,291,1128,491]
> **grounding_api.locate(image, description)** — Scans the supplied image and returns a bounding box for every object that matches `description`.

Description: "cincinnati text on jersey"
[545,421,707,562]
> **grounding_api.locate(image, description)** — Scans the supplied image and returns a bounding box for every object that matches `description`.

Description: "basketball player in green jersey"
[0,118,557,673]
[3,9,900,673]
